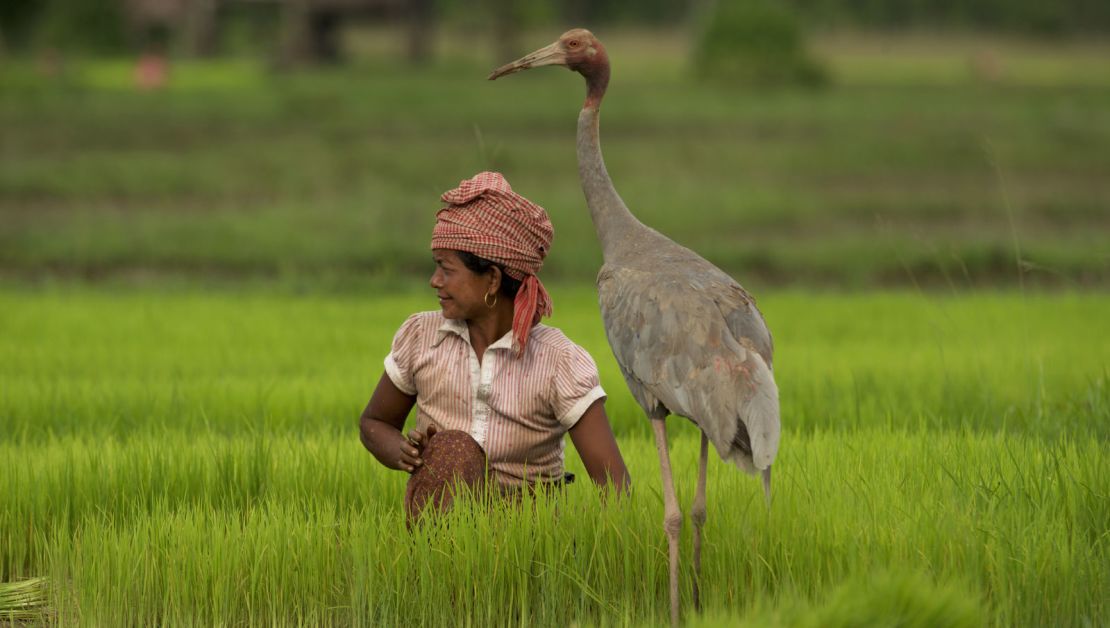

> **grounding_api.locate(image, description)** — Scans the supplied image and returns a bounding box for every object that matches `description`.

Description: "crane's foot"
[666,515,681,627]
[692,517,704,613]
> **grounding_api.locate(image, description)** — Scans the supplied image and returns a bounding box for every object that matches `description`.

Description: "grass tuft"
[0,577,50,623]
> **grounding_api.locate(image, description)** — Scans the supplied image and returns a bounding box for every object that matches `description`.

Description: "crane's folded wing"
[597,265,780,471]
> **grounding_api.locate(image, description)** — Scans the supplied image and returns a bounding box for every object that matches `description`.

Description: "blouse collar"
[433,315,516,353]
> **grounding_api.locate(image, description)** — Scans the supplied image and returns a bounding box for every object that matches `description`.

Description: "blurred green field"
[2,30,1108,287]
[1,287,1107,624]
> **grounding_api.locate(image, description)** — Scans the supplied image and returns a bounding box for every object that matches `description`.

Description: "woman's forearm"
[360,416,408,470]
[569,400,632,495]
[360,374,421,472]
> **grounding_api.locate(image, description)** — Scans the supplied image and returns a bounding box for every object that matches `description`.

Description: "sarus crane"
[490,29,780,625]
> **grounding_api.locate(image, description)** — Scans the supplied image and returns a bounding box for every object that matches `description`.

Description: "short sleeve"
[383,314,422,396]
[551,343,607,429]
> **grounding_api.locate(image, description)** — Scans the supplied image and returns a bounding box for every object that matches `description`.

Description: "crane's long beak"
[488,42,566,80]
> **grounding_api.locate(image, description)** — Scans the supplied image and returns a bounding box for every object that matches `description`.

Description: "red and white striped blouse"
[384,311,606,488]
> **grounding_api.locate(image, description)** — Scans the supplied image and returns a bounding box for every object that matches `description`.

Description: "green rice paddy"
[3,31,1110,288]
[1,286,1106,625]
[1,27,1107,627]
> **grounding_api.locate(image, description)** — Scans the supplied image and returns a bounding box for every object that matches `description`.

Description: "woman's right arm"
[359,373,424,472]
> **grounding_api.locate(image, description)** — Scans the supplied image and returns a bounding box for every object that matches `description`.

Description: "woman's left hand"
[407,424,439,455]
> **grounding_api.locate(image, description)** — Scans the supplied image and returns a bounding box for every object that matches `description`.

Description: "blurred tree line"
[2,0,1108,58]
[786,0,1110,37]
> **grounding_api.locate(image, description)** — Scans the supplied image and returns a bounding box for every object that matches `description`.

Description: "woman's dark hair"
[456,251,522,298]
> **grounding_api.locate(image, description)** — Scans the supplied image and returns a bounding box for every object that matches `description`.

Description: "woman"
[358,172,630,519]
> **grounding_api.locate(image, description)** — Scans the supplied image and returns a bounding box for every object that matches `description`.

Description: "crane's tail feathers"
[762,466,772,509]
[721,351,780,475]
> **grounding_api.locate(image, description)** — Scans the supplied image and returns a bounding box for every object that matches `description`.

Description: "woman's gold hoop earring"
[484,292,498,308]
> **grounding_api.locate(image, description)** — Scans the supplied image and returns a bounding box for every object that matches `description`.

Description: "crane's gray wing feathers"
[697,265,775,368]
[614,362,668,421]
[598,264,780,473]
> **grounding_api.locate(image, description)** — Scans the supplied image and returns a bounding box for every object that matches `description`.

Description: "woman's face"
[430,249,492,320]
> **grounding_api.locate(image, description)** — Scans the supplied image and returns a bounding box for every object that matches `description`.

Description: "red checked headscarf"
[431,172,554,356]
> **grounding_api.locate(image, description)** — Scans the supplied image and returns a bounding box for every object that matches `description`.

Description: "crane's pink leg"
[651,418,682,628]
[691,432,709,612]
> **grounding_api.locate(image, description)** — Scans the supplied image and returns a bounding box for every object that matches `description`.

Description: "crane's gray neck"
[577,105,645,261]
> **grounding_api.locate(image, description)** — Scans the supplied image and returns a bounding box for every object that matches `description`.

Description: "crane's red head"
[488,29,610,107]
